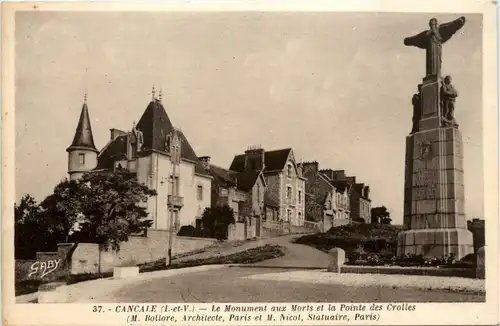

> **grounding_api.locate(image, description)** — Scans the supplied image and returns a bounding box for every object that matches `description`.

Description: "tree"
[15,194,61,259]
[201,205,235,240]
[41,171,156,260]
[304,194,324,223]
[370,206,392,225]
[15,194,42,224]
[41,179,87,243]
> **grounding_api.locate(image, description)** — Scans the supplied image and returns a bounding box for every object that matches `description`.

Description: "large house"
[198,156,267,222]
[229,147,306,226]
[301,162,351,231]
[321,169,371,224]
[66,95,212,232]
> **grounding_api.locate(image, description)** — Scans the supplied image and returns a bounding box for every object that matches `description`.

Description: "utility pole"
[167,128,181,267]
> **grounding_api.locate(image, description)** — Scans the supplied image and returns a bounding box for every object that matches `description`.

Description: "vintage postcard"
[2,0,498,325]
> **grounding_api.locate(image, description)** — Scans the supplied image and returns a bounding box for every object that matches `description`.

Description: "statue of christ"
[404,17,466,77]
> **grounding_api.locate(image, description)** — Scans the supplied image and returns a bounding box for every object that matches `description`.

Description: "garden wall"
[16,230,218,280]
[227,218,261,241]
[80,230,217,273]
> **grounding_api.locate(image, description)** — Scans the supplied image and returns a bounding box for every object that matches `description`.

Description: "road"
[107,267,484,303]
[176,234,331,268]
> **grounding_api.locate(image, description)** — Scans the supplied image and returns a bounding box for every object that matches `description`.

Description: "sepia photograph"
[2,1,498,325]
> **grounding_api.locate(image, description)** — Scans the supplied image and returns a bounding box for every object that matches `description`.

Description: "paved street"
[108,267,484,303]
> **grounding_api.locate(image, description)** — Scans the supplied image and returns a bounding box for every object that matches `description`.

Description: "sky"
[15,11,483,224]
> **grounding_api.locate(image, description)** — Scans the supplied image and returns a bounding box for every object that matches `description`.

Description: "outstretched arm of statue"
[438,16,466,43]
[403,30,429,49]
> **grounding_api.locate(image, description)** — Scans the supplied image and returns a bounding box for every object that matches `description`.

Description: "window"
[298,212,302,223]
[169,175,180,196]
[287,186,292,199]
[78,153,85,165]
[286,209,292,221]
[298,190,302,204]
[197,185,203,201]
[287,164,292,178]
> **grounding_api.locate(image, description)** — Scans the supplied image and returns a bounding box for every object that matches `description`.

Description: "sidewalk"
[243,270,486,294]
[16,265,228,303]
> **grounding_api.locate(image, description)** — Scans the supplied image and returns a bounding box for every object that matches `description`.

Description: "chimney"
[302,161,319,174]
[319,169,332,180]
[244,145,265,171]
[363,186,370,199]
[346,176,356,185]
[332,170,346,180]
[110,128,127,141]
[198,156,211,170]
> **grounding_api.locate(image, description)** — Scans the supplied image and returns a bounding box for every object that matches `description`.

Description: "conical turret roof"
[67,102,98,153]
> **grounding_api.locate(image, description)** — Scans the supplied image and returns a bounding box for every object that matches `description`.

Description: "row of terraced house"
[66,93,372,241]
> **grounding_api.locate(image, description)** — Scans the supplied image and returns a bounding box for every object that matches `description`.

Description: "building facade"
[67,96,212,232]
[320,169,369,224]
[301,162,351,231]
[229,147,306,226]
[199,156,267,222]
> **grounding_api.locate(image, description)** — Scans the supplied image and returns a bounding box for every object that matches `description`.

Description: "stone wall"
[16,247,71,282]
[333,216,350,228]
[227,218,260,241]
[227,222,246,241]
[264,174,281,210]
[261,220,289,238]
[31,231,218,275]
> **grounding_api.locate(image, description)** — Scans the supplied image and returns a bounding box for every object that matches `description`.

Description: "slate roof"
[319,170,351,193]
[95,135,127,170]
[330,180,350,193]
[236,170,262,192]
[95,100,210,177]
[229,148,292,173]
[208,164,262,192]
[209,164,238,186]
[67,103,98,153]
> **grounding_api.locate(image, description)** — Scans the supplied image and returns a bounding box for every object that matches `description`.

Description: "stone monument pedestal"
[397,79,473,260]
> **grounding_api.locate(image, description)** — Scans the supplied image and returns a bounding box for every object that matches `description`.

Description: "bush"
[201,205,235,240]
[344,252,476,269]
[295,223,402,255]
[177,225,196,237]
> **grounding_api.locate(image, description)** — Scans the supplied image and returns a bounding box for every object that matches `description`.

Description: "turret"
[66,93,98,180]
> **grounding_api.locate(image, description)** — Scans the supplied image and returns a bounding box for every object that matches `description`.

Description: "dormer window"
[287,164,292,178]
